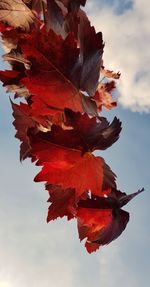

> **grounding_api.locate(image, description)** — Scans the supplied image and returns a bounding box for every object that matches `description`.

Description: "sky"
[0,0,150,287]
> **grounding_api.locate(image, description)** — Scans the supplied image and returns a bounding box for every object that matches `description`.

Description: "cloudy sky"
[0,0,150,287]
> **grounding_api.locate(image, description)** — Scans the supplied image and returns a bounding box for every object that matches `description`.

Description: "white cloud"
[86,0,150,112]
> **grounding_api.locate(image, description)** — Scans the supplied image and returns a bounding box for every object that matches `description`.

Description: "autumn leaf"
[46,0,86,37]
[1,28,20,52]
[94,81,117,111]
[28,130,116,198]
[46,185,77,221]
[17,27,97,117]
[77,188,144,252]
[71,13,104,96]
[0,13,103,117]
[0,0,36,31]
[77,207,112,252]
[100,66,121,79]
[38,109,122,153]
[11,101,63,159]
[46,0,65,36]
[19,29,84,114]
[3,49,31,70]
[11,101,37,160]
[46,183,89,222]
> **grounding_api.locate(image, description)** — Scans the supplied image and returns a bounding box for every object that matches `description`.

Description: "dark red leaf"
[37,109,121,153]
[0,70,21,85]
[46,0,65,36]
[11,101,37,160]
[71,14,104,96]
[46,185,77,221]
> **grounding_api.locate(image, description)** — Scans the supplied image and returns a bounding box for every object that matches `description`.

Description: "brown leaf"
[3,50,31,69]
[0,0,36,31]
[101,66,121,79]
[1,28,19,52]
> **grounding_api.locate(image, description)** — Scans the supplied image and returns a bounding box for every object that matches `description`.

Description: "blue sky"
[0,0,150,286]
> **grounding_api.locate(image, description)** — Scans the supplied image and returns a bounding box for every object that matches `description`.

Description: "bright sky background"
[0,0,150,286]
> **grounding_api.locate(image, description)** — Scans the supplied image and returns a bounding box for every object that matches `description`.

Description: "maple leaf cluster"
[0,0,143,253]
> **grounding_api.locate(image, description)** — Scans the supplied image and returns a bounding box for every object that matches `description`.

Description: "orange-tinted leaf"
[101,66,121,79]
[77,207,112,249]
[94,81,117,112]
[35,152,107,197]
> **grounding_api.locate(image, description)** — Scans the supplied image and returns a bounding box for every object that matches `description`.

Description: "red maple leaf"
[19,29,86,116]
[28,121,117,199]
